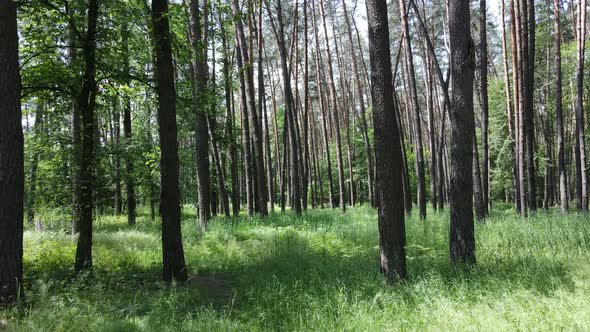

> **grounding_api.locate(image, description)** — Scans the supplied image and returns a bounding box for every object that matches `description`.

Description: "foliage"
[2,207,590,330]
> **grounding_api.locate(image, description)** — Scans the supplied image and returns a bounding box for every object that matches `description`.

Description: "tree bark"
[0,0,24,305]
[554,0,568,212]
[74,0,99,272]
[500,0,519,211]
[122,23,137,225]
[342,0,375,206]
[152,0,188,282]
[234,0,268,216]
[366,0,407,280]
[319,0,346,212]
[266,0,302,214]
[473,129,486,220]
[258,0,274,213]
[399,0,426,219]
[190,0,211,229]
[524,0,537,212]
[480,0,489,215]
[112,98,122,216]
[574,0,588,211]
[27,104,43,225]
[449,0,476,263]
[220,16,241,216]
[310,0,335,208]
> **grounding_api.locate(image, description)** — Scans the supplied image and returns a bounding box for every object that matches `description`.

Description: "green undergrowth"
[2,206,590,331]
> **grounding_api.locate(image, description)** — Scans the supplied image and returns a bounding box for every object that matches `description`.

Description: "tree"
[0,0,24,305]
[311,0,335,209]
[399,0,426,219]
[220,12,241,216]
[366,0,407,280]
[122,23,137,225]
[234,0,267,216]
[74,0,99,272]
[342,0,375,206]
[554,0,568,212]
[500,0,519,210]
[574,0,588,211]
[524,0,537,212]
[448,0,476,263]
[152,0,188,282]
[509,0,527,216]
[266,0,302,215]
[189,0,212,229]
[26,103,43,225]
[319,0,347,212]
[480,0,489,215]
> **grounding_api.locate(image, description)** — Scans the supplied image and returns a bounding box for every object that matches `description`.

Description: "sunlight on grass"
[1,206,589,331]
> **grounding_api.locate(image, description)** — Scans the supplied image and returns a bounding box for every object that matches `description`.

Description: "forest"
[1,0,590,329]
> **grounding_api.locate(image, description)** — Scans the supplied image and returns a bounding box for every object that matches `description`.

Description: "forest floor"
[2,205,590,331]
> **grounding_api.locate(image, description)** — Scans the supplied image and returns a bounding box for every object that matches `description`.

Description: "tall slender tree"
[366,0,407,280]
[554,0,568,212]
[480,0,489,215]
[266,0,302,215]
[342,0,375,206]
[319,0,347,212]
[189,0,212,229]
[399,0,426,219]
[500,0,518,210]
[152,0,188,282]
[234,0,268,216]
[74,0,99,272]
[524,0,537,212]
[122,23,137,225]
[574,0,588,211]
[0,0,24,305]
[449,0,476,263]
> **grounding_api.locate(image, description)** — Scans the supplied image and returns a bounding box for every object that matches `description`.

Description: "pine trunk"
[0,0,24,305]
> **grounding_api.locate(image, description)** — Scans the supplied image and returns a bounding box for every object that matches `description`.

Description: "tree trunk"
[510,0,527,216]
[237,46,254,215]
[27,104,43,225]
[574,0,588,211]
[190,0,211,229]
[500,0,519,212]
[122,23,137,225]
[366,0,407,280]
[395,93,414,215]
[399,0,426,219]
[480,0,489,215]
[220,18,241,216]
[473,129,486,220]
[266,0,302,214]
[310,3,335,208]
[342,0,374,206]
[448,0,476,263]
[75,0,99,272]
[152,0,188,282]
[0,0,24,305]
[554,0,568,212]
[234,0,267,216]
[319,0,346,212]
[112,98,123,216]
[206,30,230,218]
[258,0,274,213]
[524,0,537,212]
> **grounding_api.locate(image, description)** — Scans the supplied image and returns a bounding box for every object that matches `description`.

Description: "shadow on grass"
[17,208,578,330]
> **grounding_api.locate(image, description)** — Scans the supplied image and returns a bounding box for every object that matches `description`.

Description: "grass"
[2,205,590,331]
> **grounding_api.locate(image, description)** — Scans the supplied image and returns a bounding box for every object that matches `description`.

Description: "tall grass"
[2,206,589,331]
